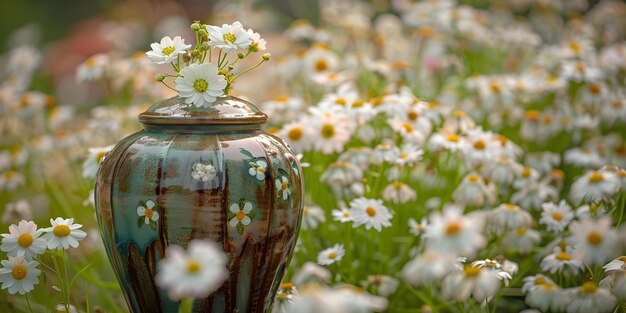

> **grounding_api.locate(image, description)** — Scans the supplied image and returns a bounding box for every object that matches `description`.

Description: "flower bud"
[190,22,201,31]
[237,53,244,59]
[197,29,207,37]
[182,52,192,62]
[262,53,271,61]
[200,42,210,51]
[155,74,165,82]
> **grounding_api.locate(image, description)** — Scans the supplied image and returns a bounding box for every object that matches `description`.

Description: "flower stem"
[25,294,34,313]
[232,58,268,81]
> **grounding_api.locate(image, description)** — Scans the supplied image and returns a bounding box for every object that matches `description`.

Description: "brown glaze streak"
[157,137,176,250]
[126,241,163,312]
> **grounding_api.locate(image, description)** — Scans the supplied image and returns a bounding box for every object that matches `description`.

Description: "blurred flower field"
[1,0,626,312]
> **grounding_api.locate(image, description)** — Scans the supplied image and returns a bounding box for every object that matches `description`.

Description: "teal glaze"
[95,96,304,313]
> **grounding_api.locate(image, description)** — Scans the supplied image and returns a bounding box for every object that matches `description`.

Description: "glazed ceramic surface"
[95,96,304,312]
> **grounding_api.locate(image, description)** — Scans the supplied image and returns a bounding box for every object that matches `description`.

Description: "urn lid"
[138,96,268,126]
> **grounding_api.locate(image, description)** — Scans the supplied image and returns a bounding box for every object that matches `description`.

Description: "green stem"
[25,294,34,313]
[231,59,268,81]
[160,81,177,92]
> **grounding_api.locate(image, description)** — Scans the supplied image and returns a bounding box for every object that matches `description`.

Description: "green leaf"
[150,221,158,231]
[137,217,144,228]
[240,148,254,159]
[236,223,244,234]
[278,168,289,177]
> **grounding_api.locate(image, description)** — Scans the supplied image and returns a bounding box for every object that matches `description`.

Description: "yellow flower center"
[463,265,480,277]
[53,225,71,237]
[588,84,601,94]
[581,281,597,294]
[534,277,546,285]
[576,63,586,73]
[588,171,604,183]
[193,79,209,93]
[274,96,289,102]
[525,110,540,121]
[503,204,518,211]
[343,211,350,217]
[303,208,309,215]
[5,171,15,179]
[258,167,265,173]
[328,252,337,259]
[555,251,571,261]
[186,260,202,273]
[490,81,501,93]
[351,100,364,108]
[618,256,626,262]
[552,212,563,221]
[281,182,288,190]
[335,97,347,105]
[277,293,288,300]
[161,46,175,55]
[288,127,303,140]
[473,140,486,150]
[516,227,527,235]
[401,123,414,133]
[445,221,462,235]
[452,110,465,117]
[315,59,329,72]
[96,151,107,163]
[281,282,293,289]
[236,210,246,221]
[447,134,460,142]
[11,265,27,280]
[267,127,279,134]
[407,111,418,121]
[18,233,33,248]
[569,42,582,53]
[400,153,409,159]
[587,231,603,245]
[468,175,480,183]
[321,124,335,139]
[542,283,557,291]
[145,208,154,219]
[392,182,404,189]
[223,33,237,43]
[521,167,532,177]
[365,207,377,217]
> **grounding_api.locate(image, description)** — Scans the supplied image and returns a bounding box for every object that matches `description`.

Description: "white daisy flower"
[317,243,345,265]
[388,118,428,144]
[156,239,228,300]
[229,202,253,227]
[137,200,159,225]
[490,203,534,232]
[453,174,495,207]
[382,181,417,204]
[471,259,513,285]
[0,170,26,191]
[42,218,87,250]
[394,144,423,167]
[301,206,326,230]
[276,176,291,200]
[441,110,476,134]
[278,122,313,153]
[482,156,521,187]
[76,54,109,82]
[145,36,191,64]
[247,28,267,52]
[175,63,227,107]
[525,283,569,313]
[349,198,393,232]
[206,21,252,53]
[424,205,486,257]
[372,143,401,165]
[0,221,46,261]
[566,282,616,313]
[248,160,268,181]
[428,132,468,152]
[567,216,620,266]
[539,200,574,233]
[540,246,584,274]
[502,227,541,254]
[82,145,114,179]
[191,162,217,182]
[570,170,621,204]
[365,275,400,297]
[522,274,555,293]
[310,114,353,155]
[408,218,428,237]
[291,262,331,285]
[441,265,501,302]
[0,256,40,295]
[603,256,626,274]
[401,252,460,287]
[2,200,32,224]
[331,208,353,223]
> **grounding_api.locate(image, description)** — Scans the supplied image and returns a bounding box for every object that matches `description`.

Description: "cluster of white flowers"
[0,219,87,295]
[146,21,270,107]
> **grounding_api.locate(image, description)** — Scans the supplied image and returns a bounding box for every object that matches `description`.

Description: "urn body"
[95,96,304,312]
